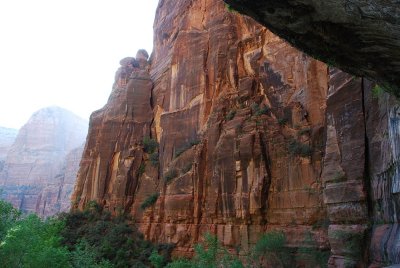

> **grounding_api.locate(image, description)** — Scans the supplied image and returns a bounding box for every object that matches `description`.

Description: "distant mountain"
[0,106,88,217]
[0,126,18,162]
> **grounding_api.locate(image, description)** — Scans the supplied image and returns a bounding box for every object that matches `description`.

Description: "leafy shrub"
[288,139,312,157]
[254,231,285,254]
[175,147,187,158]
[251,103,269,116]
[143,137,158,154]
[140,193,159,210]
[0,214,70,268]
[295,232,330,268]
[182,163,192,173]
[85,200,102,213]
[166,233,243,268]
[225,110,236,121]
[250,231,292,268]
[175,139,200,158]
[150,250,164,268]
[0,199,21,241]
[137,163,146,177]
[0,199,172,268]
[224,3,237,13]
[331,230,364,258]
[297,127,311,136]
[190,139,200,146]
[150,152,159,166]
[330,171,347,183]
[164,169,178,183]
[60,205,170,267]
[372,84,384,99]
[278,118,288,126]
[256,106,270,116]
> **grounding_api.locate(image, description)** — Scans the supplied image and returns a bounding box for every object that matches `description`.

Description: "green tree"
[69,240,113,268]
[0,199,21,241]
[166,233,243,268]
[249,231,292,268]
[0,214,70,268]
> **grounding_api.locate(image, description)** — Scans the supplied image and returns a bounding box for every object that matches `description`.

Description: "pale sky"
[0,0,158,129]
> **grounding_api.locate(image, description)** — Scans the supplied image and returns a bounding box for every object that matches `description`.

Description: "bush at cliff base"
[0,199,172,268]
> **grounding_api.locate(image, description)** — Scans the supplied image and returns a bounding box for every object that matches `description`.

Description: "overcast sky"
[0,0,158,129]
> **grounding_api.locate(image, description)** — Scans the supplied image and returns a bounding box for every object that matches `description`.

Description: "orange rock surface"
[72,0,400,266]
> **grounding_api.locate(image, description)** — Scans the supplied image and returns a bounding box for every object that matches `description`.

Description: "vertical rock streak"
[72,0,400,266]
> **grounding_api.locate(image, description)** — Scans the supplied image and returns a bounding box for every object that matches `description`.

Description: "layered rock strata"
[72,0,400,267]
[0,127,18,162]
[223,0,400,96]
[0,107,87,217]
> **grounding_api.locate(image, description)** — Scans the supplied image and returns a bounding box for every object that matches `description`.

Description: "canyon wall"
[72,0,400,266]
[0,106,87,217]
[223,0,400,96]
[0,127,18,162]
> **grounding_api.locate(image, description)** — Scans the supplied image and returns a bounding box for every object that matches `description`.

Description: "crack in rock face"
[223,0,400,96]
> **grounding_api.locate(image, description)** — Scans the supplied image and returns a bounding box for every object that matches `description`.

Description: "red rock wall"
[72,0,400,266]
[73,0,329,257]
[364,83,400,266]
[0,107,87,217]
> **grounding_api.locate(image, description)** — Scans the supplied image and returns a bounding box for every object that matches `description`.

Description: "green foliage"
[175,139,200,158]
[251,103,270,116]
[137,163,146,177]
[0,214,70,268]
[175,147,187,158]
[143,136,159,154]
[150,152,159,166]
[297,127,311,136]
[59,206,167,267]
[225,110,236,121]
[140,193,159,210]
[278,118,288,126]
[296,233,330,268]
[150,250,164,268]
[250,231,292,268]
[0,200,172,268]
[330,171,347,183]
[0,199,21,241]
[331,230,364,258]
[166,258,193,268]
[372,84,385,99]
[288,139,312,157]
[297,247,330,268]
[69,240,113,268]
[164,169,178,183]
[85,200,102,213]
[190,140,200,146]
[167,233,243,268]
[312,218,330,230]
[224,3,237,13]
[182,163,192,173]
[254,231,285,254]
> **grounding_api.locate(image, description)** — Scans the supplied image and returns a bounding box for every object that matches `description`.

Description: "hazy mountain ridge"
[0,106,88,217]
[0,126,18,162]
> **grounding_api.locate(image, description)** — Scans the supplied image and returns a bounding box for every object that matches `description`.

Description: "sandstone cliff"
[223,0,400,96]
[0,127,18,162]
[0,106,87,217]
[72,0,400,267]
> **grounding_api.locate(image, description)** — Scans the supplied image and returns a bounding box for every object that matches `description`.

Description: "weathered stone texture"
[0,107,87,217]
[73,0,329,258]
[364,83,400,266]
[0,127,18,163]
[223,0,400,96]
[72,0,400,266]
